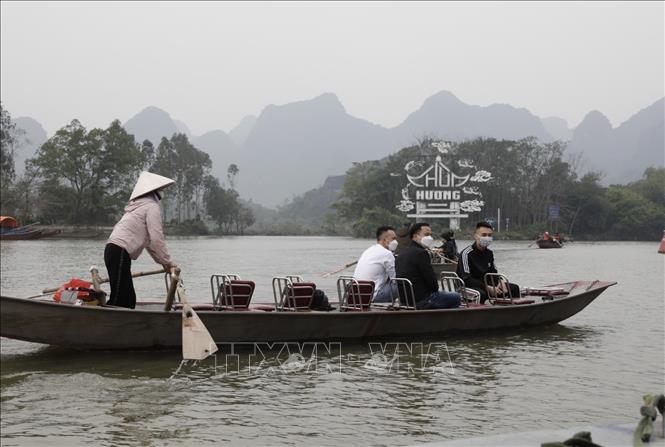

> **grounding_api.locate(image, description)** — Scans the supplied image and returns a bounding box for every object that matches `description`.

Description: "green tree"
[0,102,18,188]
[30,119,143,224]
[604,186,664,240]
[227,163,239,190]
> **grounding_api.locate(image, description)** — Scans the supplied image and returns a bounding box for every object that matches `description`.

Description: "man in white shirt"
[353,226,398,303]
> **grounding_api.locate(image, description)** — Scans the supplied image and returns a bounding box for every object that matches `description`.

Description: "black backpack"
[310,289,335,311]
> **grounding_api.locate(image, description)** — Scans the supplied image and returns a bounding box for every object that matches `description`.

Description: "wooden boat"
[536,239,563,249]
[0,280,615,350]
[0,229,44,240]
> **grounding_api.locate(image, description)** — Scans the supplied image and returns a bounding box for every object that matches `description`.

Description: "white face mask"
[478,236,493,248]
[388,239,398,252]
[420,235,435,248]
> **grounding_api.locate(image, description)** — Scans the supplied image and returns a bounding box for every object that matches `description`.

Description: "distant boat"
[0,216,61,240]
[537,239,563,249]
[0,229,45,240]
[659,231,665,254]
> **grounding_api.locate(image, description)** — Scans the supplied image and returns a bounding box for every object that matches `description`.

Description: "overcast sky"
[1,1,663,136]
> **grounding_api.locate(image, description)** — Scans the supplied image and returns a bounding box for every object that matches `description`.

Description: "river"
[1,237,663,446]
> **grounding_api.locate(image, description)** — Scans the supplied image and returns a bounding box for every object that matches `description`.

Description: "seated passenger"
[438,229,458,262]
[395,222,461,309]
[353,226,398,303]
[457,221,520,304]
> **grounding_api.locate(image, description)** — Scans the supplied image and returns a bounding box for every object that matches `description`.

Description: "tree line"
[0,103,254,234]
[333,137,664,240]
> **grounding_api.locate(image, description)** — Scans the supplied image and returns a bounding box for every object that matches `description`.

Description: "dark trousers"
[416,291,461,309]
[473,282,520,304]
[104,243,136,309]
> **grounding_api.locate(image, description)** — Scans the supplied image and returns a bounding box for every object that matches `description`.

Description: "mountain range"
[11,91,664,207]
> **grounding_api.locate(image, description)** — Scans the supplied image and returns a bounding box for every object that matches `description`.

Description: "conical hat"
[129,171,175,200]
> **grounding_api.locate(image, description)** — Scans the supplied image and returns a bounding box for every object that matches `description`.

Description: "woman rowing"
[104,172,178,309]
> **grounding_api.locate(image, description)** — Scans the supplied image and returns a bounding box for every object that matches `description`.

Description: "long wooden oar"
[41,267,166,293]
[321,260,358,277]
[168,268,218,361]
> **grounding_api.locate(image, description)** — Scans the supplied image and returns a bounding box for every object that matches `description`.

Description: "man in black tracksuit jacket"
[457,221,520,304]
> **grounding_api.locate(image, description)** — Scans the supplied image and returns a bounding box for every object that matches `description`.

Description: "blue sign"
[485,217,496,227]
[549,204,560,220]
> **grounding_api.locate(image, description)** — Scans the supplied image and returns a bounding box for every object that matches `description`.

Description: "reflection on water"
[1,237,664,446]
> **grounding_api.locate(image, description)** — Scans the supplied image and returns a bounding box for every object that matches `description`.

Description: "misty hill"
[541,116,572,141]
[393,91,553,144]
[229,115,257,145]
[568,98,664,184]
[173,119,193,138]
[12,116,48,175]
[237,93,393,206]
[244,175,346,234]
[191,130,237,184]
[112,92,665,206]
[123,106,180,144]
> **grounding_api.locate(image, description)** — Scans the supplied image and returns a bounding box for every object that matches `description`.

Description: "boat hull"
[537,239,563,249]
[0,281,615,350]
[0,229,44,240]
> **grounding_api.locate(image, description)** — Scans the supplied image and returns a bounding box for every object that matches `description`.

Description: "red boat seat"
[341,280,374,311]
[282,282,315,311]
[219,280,255,310]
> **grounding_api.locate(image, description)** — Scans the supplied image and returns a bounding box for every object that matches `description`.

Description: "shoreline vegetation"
[2,104,663,242]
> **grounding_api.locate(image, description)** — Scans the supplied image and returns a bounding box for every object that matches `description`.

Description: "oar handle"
[164,267,181,311]
[321,260,358,277]
[41,267,167,293]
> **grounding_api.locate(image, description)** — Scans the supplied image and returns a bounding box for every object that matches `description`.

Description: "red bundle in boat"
[53,279,95,302]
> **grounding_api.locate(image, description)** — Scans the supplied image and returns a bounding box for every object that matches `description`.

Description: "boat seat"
[337,276,374,311]
[390,277,417,310]
[210,274,255,310]
[440,272,481,305]
[484,273,534,305]
[272,276,314,311]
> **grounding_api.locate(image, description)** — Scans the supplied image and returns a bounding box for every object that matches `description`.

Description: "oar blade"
[181,305,218,360]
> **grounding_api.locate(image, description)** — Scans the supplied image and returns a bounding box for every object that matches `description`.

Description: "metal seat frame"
[440,271,481,305]
[336,276,374,312]
[389,277,417,310]
[210,273,255,309]
[272,275,313,311]
[484,272,520,304]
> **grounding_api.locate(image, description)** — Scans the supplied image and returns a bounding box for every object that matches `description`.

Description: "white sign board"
[395,142,491,229]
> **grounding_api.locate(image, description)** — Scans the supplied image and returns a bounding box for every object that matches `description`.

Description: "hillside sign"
[395,141,492,230]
